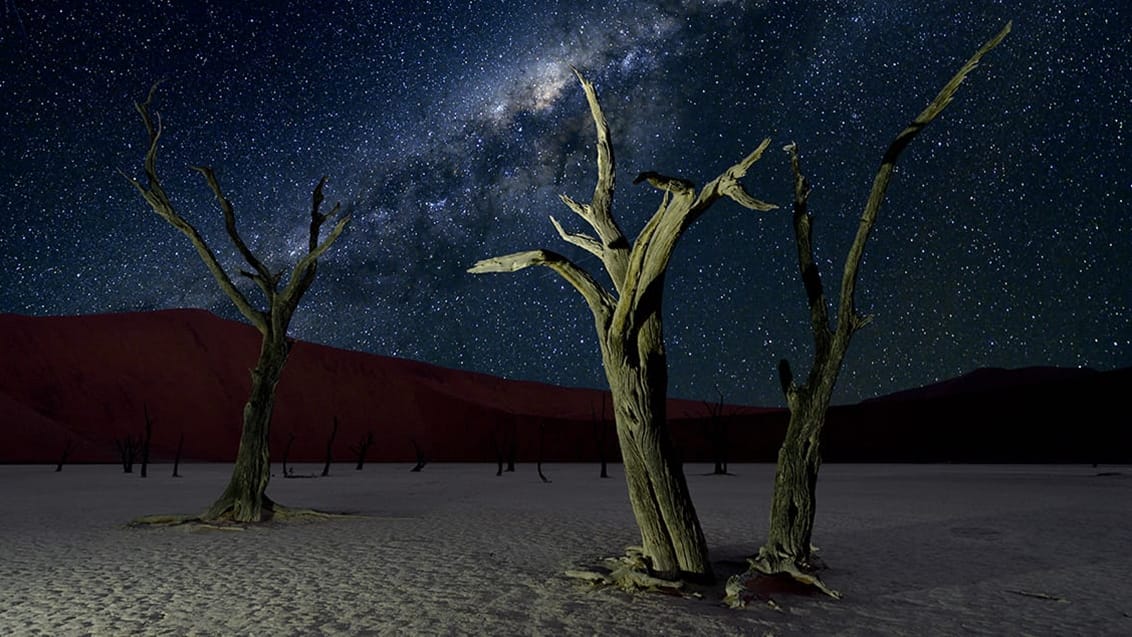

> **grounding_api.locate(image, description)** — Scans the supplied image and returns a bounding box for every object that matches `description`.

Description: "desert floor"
[0,462,1129,636]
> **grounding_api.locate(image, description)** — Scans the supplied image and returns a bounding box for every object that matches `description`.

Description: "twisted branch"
[123,84,266,332]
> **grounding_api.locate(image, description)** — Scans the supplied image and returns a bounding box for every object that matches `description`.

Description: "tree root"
[725,548,841,608]
[565,546,689,595]
[128,506,363,530]
[271,505,364,522]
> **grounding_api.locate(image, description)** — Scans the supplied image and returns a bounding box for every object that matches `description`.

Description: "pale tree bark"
[124,84,350,522]
[741,22,1011,599]
[470,69,777,582]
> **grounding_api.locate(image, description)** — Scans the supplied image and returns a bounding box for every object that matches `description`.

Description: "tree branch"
[469,249,614,323]
[614,138,777,334]
[279,210,350,319]
[124,85,267,333]
[308,176,340,252]
[550,215,604,259]
[783,142,831,355]
[837,21,1011,342]
[190,165,274,291]
[561,68,630,291]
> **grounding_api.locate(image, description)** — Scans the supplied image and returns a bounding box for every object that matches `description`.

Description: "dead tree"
[281,432,296,478]
[55,438,75,472]
[470,69,776,582]
[505,428,517,473]
[409,438,427,472]
[140,403,153,478]
[115,434,140,473]
[704,388,730,476]
[537,421,551,483]
[593,394,611,479]
[745,23,1011,598]
[321,416,339,477]
[124,85,349,522]
[493,417,517,473]
[172,432,184,478]
[349,431,375,470]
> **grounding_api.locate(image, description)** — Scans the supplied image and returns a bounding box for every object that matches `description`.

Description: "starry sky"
[1,0,1128,407]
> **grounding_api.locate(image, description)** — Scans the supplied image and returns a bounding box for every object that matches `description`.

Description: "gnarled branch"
[190,164,274,290]
[558,67,630,291]
[549,215,604,259]
[613,137,778,335]
[123,84,266,332]
[469,250,614,323]
[837,21,1011,346]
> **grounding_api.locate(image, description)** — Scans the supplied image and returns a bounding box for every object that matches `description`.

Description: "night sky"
[1,1,1128,407]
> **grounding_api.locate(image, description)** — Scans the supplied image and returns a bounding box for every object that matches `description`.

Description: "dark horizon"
[3,309,1127,466]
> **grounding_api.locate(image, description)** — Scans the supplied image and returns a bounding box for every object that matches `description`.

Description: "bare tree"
[281,432,296,478]
[740,23,1011,599]
[593,394,611,479]
[349,430,375,470]
[409,438,427,472]
[703,388,730,476]
[172,432,184,478]
[536,421,551,483]
[55,438,75,472]
[470,69,776,582]
[124,85,349,522]
[321,416,339,477]
[140,403,153,478]
[115,434,140,473]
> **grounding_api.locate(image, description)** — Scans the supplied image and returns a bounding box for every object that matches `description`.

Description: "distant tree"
[409,438,427,472]
[321,416,339,477]
[281,432,296,479]
[172,432,184,478]
[139,403,153,478]
[703,388,730,476]
[349,430,375,471]
[114,434,140,473]
[55,438,75,472]
[471,69,776,583]
[592,394,611,479]
[124,85,349,522]
[740,23,1011,599]
[493,417,518,474]
[536,421,551,483]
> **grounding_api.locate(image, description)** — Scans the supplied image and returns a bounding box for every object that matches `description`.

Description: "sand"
[0,463,1129,636]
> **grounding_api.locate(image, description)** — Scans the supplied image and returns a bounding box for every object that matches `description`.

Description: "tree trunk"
[55,439,73,472]
[140,404,153,478]
[602,324,712,581]
[172,432,183,478]
[204,334,288,522]
[749,25,1010,594]
[760,389,828,568]
[321,416,338,477]
[468,69,775,585]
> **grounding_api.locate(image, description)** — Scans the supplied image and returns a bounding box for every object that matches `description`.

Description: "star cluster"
[1,0,1128,406]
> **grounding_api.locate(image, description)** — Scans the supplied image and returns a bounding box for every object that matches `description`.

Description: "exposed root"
[725,548,840,608]
[272,505,365,522]
[128,505,363,530]
[128,514,201,528]
[565,546,688,595]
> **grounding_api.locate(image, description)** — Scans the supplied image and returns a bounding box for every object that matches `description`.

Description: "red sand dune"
[0,309,777,464]
[2,310,1128,465]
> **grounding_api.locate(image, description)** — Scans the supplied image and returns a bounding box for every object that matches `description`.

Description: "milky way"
[1,0,1128,406]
